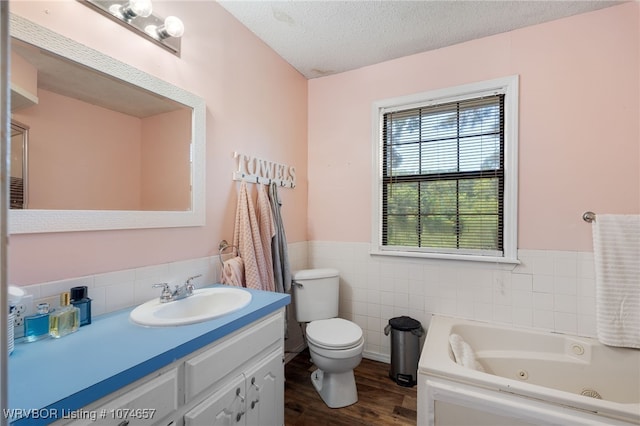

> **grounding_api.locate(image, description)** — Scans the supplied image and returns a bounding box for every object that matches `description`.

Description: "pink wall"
[308,2,639,252]
[9,1,637,284]
[141,108,192,211]
[10,50,36,96]
[13,89,143,210]
[9,0,308,284]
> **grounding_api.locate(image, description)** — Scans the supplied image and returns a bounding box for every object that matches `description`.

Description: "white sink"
[130,287,252,327]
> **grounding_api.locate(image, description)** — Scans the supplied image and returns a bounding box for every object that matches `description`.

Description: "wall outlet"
[12,294,33,339]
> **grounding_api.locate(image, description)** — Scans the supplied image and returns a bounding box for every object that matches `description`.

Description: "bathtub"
[418,315,640,426]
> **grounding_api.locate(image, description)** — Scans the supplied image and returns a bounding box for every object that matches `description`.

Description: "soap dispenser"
[49,292,80,338]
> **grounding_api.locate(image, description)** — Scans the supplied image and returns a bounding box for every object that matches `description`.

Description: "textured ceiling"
[217,0,623,79]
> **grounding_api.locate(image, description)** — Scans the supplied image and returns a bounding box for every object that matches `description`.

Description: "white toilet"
[292,268,364,408]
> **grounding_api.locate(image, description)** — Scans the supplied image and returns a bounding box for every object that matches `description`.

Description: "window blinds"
[381,94,505,255]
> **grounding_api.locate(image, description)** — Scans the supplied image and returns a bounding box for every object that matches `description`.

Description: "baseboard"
[285,345,390,365]
[363,350,390,364]
[284,341,307,364]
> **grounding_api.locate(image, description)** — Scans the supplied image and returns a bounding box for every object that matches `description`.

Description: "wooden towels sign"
[233,152,296,188]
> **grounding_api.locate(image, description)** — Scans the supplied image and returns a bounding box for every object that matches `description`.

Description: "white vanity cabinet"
[55,309,285,426]
[184,349,282,425]
[183,310,284,426]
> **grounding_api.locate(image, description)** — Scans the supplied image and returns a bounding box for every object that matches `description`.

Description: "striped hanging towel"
[593,214,640,348]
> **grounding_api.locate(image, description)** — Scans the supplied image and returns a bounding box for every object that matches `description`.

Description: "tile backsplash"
[307,242,597,362]
[15,240,597,364]
[14,242,308,338]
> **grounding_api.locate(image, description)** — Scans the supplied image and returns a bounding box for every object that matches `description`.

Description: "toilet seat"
[306,318,363,350]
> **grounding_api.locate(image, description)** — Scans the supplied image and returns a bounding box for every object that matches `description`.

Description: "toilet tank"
[292,268,339,322]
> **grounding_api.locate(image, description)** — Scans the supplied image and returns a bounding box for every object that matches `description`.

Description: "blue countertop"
[7,285,290,425]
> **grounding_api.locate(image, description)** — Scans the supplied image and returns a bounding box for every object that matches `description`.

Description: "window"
[372,76,518,262]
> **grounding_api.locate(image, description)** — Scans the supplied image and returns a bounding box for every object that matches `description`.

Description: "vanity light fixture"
[79,0,184,56]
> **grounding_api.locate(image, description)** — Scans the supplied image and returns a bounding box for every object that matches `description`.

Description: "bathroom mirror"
[8,14,206,233]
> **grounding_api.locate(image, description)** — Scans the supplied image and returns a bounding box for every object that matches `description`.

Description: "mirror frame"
[9,14,206,234]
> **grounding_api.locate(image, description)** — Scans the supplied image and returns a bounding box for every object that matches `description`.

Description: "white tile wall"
[17,241,308,320]
[17,241,597,365]
[308,242,597,362]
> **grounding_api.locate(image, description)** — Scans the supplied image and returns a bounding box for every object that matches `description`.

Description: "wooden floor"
[284,349,417,426]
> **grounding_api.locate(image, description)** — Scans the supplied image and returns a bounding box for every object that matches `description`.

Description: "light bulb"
[163,16,184,38]
[110,0,152,20]
[147,16,185,40]
[129,0,153,18]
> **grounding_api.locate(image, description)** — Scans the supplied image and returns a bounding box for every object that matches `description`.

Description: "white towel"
[449,333,485,372]
[221,256,245,287]
[593,214,640,349]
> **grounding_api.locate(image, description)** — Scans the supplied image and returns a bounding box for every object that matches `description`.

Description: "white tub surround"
[418,315,640,426]
[308,242,599,362]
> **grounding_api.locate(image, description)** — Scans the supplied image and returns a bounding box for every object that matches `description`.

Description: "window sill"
[370,248,521,265]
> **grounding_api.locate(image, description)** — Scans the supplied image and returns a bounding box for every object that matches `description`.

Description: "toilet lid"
[306,318,363,349]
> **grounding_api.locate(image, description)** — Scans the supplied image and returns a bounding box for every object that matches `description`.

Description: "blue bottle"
[24,303,51,342]
[70,286,92,326]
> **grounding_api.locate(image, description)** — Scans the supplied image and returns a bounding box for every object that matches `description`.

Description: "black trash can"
[384,316,425,387]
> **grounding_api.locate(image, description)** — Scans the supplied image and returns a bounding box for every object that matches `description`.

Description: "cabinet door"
[185,312,283,402]
[244,349,284,426]
[184,374,246,426]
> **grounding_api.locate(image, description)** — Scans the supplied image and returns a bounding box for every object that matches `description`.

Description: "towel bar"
[583,211,596,223]
[218,239,239,267]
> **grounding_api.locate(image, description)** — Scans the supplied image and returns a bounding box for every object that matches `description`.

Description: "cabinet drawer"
[185,311,283,401]
[65,368,178,426]
[87,369,179,426]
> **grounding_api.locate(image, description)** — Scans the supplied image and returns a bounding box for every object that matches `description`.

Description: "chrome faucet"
[152,283,173,303]
[152,274,202,303]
